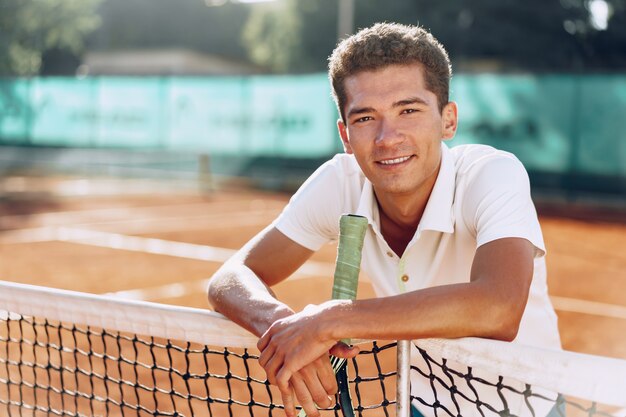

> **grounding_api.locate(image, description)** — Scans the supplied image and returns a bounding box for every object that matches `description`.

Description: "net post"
[396,340,411,417]
[198,153,213,194]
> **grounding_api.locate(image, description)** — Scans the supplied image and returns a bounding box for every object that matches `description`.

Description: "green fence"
[0,75,339,157]
[451,74,626,178]
[0,74,625,179]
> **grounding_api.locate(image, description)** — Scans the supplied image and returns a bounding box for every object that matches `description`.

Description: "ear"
[337,119,353,154]
[441,101,458,141]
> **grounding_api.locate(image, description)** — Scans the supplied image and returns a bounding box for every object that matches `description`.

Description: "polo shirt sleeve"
[273,157,345,251]
[461,155,546,257]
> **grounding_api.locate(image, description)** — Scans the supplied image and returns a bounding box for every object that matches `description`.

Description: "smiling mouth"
[377,155,413,165]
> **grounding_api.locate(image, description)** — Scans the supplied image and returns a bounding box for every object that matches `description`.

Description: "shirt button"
[401,274,409,282]
[386,251,394,257]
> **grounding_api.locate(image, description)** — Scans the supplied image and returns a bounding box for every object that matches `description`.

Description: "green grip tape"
[297,214,367,417]
[332,215,368,343]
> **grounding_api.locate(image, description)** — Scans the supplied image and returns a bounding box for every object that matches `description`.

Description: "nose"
[375,118,404,147]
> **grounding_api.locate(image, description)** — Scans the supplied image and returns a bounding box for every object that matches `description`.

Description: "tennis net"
[1,280,625,417]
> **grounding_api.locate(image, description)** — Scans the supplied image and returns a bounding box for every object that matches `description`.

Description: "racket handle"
[332,214,368,344]
[298,215,367,417]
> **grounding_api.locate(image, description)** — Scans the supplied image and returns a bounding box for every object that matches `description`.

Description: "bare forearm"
[321,238,533,343]
[321,280,527,343]
[208,263,294,337]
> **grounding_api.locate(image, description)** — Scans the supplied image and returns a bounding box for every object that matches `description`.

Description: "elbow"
[207,273,219,310]
[492,319,520,342]
[480,280,531,342]
[485,301,526,342]
[456,280,530,341]
[207,269,231,311]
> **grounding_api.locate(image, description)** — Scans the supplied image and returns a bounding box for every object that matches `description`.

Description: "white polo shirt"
[274,143,561,416]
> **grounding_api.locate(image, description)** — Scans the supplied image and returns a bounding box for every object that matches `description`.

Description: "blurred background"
[0,0,625,362]
[0,0,624,210]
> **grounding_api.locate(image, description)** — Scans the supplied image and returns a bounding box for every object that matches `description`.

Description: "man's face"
[337,63,457,199]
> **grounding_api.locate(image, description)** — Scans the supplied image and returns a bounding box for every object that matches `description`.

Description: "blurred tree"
[422,0,592,71]
[242,1,300,72]
[88,0,252,63]
[585,0,626,68]
[5,0,620,76]
[0,0,102,76]
[241,0,340,73]
[241,0,626,73]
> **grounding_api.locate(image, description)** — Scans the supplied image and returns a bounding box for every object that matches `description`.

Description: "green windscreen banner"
[0,75,339,157]
[0,74,624,177]
[450,74,625,177]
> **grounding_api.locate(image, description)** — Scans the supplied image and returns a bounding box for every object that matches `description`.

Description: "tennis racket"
[298,214,368,417]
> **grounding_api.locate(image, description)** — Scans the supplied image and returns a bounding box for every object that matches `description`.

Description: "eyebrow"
[346,106,375,118]
[392,96,429,107]
[346,96,429,119]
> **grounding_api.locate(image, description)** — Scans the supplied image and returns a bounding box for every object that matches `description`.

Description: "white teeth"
[379,156,411,165]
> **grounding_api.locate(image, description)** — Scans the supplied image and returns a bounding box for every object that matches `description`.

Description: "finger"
[262,353,284,386]
[329,342,360,359]
[312,357,338,395]
[299,364,334,408]
[276,366,296,400]
[291,373,322,417]
[278,381,296,417]
[258,342,276,368]
[257,329,272,352]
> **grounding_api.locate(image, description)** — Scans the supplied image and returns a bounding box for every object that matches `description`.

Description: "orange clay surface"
[1,183,625,362]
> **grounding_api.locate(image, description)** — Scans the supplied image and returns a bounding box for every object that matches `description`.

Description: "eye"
[354,116,373,123]
[402,108,418,114]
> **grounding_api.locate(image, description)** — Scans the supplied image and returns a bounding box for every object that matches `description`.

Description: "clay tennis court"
[1,178,624,358]
[0,176,625,416]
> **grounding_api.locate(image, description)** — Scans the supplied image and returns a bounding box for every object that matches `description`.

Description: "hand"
[281,355,336,417]
[257,304,359,416]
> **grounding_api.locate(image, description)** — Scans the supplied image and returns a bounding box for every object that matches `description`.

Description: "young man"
[209,22,561,417]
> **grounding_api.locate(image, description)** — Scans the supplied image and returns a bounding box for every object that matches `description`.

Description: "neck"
[375,162,440,229]
[374,162,441,256]
[376,191,427,230]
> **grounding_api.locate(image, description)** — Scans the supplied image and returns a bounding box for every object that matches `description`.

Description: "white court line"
[106,277,626,322]
[65,210,276,236]
[105,280,211,301]
[0,200,284,229]
[0,202,215,226]
[4,226,625,322]
[105,264,338,302]
[59,228,238,262]
[106,263,336,301]
[0,227,60,244]
[0,209,278,245]
[550,295,626,321]
[59,227,334,276]
[59,208,279,230]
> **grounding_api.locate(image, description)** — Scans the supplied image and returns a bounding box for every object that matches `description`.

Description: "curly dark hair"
[328,22,452,121]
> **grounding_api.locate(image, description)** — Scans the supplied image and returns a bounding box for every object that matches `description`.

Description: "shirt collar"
[354,177,379,227]
[354,142,455,234]
[418,142,455,234]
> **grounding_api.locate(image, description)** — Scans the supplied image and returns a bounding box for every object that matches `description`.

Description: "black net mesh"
[0,314,397,417]
[1,314,623,417]
[410,344,620,417]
